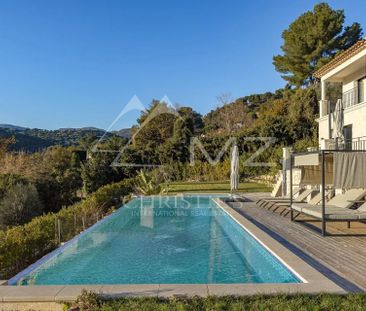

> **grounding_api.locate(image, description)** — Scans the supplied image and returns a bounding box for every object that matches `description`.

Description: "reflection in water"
[140,205,154,229]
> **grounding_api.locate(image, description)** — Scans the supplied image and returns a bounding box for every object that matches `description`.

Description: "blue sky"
[0,0,365,130]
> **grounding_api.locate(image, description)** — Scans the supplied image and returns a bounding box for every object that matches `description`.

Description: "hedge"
[0,178,134,280]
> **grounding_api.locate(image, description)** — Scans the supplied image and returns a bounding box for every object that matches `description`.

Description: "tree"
[34,147,82,212]
[177,107,204,134]
[287,87,319,141]
[161,116,194,163]
[254,98,293,144]
[273,3,362,87]
[133,100,177,149]
[81,152,123,194]
[203,92,270,136]
[130,100,203,165]
[252,87,319,145]
[0,137,15,159]
[0,173,28,199]
[0,183,43,228]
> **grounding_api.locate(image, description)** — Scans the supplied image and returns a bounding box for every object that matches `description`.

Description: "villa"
[275,39,366,199]
[315,38,366,150]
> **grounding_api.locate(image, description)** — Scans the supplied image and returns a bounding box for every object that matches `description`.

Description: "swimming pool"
[12,195,300,285]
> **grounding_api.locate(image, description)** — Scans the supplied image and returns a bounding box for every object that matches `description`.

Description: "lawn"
[165,181,271,194]
[71,294,366,311]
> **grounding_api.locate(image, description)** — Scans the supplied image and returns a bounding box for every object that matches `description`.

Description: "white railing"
[320,136,366,151]
[342,87,359,109]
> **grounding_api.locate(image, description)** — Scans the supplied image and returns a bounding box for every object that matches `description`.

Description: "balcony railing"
[327,136,366,150]
[342,87,359,109]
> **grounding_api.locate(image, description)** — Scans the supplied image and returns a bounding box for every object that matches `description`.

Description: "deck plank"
[231,196,366,292]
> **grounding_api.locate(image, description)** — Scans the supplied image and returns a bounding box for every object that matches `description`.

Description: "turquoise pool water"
[15,196,300,285]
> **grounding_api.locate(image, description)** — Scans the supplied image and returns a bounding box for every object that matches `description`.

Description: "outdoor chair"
[262,188,314,210]
[270,189,320,216]
[256,188,301,208]
[292,189,366,221]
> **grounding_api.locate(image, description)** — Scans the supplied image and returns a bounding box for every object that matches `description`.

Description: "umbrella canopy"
[333,99,344,140]
[230,145,239,193]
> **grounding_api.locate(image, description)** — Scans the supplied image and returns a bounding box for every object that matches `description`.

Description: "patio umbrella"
[333,99,344,142]
[230,144,239,193]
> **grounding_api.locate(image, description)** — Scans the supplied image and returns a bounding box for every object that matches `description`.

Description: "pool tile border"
[0,196,345,303]
[212,198,345,294]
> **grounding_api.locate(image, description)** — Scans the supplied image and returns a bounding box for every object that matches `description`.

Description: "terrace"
[230,194,366,292]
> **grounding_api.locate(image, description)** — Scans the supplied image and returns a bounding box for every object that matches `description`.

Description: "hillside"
[0,125,132,152]
[203,91,283,136]
[0,124,27,130]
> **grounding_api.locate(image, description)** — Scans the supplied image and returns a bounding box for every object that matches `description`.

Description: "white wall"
[342,68,366,93]
[343,102,366,138]
[318,116,330,142]
[319,67,366,144]
[318,103,366,143]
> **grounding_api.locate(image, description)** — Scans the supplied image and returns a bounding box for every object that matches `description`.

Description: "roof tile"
[313,38,366,78]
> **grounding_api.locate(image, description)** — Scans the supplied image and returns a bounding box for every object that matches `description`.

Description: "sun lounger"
[292,189,366,221]
[271,189,320,216]
[326,189,366,208]
[264,189,315,210]
[306,192,323,205]
[257,188,302,208]
[292,204,366,220]
[256,188,301,207]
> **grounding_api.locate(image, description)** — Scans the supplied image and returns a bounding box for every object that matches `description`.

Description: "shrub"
[0,183,43,228]
[134,170,168,195]
[73,290,101,310]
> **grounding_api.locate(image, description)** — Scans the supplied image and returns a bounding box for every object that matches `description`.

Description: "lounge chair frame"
[290,149,366,236]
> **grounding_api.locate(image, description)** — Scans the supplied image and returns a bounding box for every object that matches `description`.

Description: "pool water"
[16,196,300,285]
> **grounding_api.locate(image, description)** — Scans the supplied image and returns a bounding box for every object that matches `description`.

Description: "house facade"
[314,38,366,150]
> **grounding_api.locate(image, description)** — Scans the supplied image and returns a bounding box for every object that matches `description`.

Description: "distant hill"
[0,128,54,152]
[0,124,27,131]
[58,127,103,132]
[113,128,132,139]
[0,124,132,152]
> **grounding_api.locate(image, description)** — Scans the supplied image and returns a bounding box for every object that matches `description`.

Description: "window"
[358,76,366,103]
[343,125,353,150]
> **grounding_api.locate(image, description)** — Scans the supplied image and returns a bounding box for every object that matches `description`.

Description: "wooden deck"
[230,195,366,292]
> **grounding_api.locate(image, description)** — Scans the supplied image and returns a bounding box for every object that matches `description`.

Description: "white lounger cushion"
[292,203,366,220]
[308,192,322,205]
[327,189,366,208]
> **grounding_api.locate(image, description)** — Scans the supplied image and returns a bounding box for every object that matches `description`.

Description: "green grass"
[73,294,366,311]
[165,181,271,194]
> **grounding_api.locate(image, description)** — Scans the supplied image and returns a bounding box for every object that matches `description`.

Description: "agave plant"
[134,169,168,195]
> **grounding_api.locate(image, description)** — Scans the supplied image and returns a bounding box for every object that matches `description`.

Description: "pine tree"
[273,3,362,87]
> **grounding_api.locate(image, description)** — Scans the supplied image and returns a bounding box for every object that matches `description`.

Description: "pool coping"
[212,198,345,294]
[0,196,345,302]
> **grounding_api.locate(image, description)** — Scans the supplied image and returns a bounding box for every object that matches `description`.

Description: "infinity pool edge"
[1,196,345,301]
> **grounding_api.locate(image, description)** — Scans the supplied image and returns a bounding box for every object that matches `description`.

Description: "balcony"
[342,87,359,109]
[326,136,366,150]
[321,86,365,117]
[342,83,366,109]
